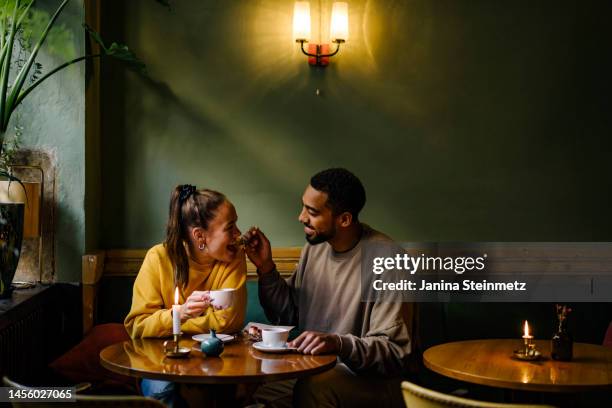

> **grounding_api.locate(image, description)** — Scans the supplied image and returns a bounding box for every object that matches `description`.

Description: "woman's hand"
[244,227,276,274]
[180,291,211,321]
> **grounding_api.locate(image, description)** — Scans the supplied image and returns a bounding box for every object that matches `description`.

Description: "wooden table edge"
[423,340,612,393]
[100,343,337,385]
[422,353,611,393]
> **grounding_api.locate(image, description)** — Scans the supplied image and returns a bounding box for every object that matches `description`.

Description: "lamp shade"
[330,2,348,42]
[293,2,311,41]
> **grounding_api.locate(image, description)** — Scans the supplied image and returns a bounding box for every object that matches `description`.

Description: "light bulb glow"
[330,2,348,42]
[293,2,311,41]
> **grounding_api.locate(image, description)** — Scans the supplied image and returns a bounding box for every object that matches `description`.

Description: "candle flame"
[174,286,179,305]
[523,320,530,337]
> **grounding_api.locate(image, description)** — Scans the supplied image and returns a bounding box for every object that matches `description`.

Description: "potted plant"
[0,0,146,298]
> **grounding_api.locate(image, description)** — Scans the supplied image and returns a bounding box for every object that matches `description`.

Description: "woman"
[125,184,246,338]
[124,185,247,406]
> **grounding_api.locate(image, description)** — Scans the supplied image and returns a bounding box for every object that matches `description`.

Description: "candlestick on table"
[172,287,181,352]
[162,286,191,358]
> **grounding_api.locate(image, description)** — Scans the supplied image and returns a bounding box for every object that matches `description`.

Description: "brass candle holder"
[524,336,534,355]
[513,338,540,360]
[512,339,542,361]
[163,333,191,358]
[513,321,541,361]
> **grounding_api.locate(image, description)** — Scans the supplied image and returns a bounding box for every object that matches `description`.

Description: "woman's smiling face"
[202,200,242,263]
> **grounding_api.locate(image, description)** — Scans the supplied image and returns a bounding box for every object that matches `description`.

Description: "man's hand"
[244,227,275,274]
[288,331,341,355]
[180,291,211,321]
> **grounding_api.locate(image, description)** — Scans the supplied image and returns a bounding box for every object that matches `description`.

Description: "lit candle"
[522,320,534,356]
[522,320,533,339]
[172,287,181,335]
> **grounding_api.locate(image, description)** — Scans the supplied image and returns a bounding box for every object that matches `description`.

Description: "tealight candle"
[172,286,181,335]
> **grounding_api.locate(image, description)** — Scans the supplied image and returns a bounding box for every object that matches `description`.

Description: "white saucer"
[192,333,235,343]
[252,341,296,354]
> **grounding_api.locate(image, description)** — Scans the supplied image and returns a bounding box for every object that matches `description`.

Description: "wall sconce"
[293,2,348,66]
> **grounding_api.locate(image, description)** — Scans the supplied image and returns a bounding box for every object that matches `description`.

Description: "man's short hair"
[310,168,366,219]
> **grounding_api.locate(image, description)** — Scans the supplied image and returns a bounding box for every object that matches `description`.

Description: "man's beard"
[304,225,335,245]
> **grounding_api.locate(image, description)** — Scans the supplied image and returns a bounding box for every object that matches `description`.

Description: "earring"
[198,242,206,251]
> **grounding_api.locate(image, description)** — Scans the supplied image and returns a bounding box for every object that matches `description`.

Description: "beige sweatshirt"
[258,225,415,377]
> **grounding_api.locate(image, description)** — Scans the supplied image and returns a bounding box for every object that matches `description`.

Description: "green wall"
[99,0,612,249]
[19,0,85,282]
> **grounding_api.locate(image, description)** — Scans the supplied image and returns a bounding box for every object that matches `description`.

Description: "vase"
[0,202,25,298]
[551,321,573,361]
[201,329,224,357]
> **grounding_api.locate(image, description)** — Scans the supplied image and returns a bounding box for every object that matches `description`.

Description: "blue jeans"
[141,379,187,408]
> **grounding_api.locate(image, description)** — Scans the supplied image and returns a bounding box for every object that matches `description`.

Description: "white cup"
[262,328,290,348]
[209,288,236,310]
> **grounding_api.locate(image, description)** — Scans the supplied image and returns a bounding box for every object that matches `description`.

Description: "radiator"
[0,307,45,381]
[0,284,80,384]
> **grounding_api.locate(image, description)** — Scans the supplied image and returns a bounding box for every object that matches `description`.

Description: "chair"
[2,376,166,407]
[401,381,557,408]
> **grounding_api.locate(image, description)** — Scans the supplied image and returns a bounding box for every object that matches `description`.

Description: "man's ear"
[337,212,353,228]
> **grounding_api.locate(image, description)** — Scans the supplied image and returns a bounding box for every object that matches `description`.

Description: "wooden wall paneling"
[82,251,105,334]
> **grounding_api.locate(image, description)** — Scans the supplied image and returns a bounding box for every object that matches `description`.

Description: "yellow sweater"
[124,244,246,338]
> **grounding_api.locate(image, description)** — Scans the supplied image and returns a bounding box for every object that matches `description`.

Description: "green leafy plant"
[0,0,159,296]
[0,0,146,182]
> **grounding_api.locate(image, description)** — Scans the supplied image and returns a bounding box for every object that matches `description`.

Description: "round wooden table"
[423,339,612,392]
[100,336,337,384]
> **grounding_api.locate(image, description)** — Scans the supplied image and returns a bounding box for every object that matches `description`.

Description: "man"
[246,168,416,408]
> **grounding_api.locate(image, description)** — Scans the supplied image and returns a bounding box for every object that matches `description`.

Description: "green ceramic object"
[201,329,224,357]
